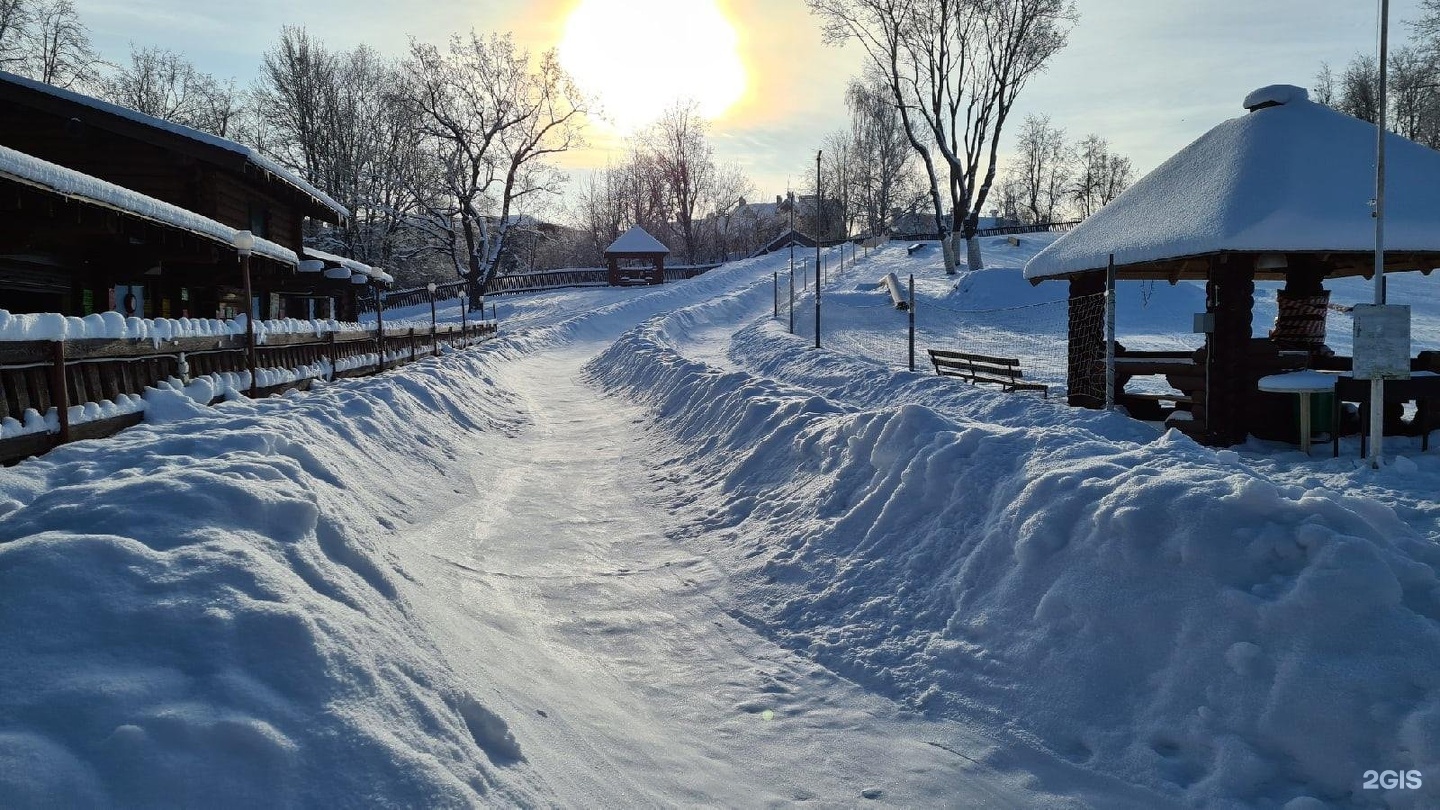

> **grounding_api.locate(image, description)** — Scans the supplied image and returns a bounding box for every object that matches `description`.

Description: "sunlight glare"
[559,0,747,132]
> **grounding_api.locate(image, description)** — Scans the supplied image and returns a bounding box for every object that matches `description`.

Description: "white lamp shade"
[426,282,437,293]
[232,230,255,254]
[298,259,326,273]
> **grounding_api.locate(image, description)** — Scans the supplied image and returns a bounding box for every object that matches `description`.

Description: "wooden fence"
[360,264,723,313]
[0,320,498,465]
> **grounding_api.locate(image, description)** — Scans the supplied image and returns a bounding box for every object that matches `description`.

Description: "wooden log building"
[0,69,373,321]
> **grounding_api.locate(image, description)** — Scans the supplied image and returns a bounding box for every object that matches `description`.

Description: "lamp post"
[815,149,822,349]
[232,230,257,397]
[427,281,439,356]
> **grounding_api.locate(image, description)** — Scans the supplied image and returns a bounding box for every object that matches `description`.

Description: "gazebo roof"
[605,225,670,256]
[1025,84,1440,283]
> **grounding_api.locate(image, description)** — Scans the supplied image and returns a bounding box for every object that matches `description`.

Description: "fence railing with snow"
[0,314,498,464]
[359,264,724,314]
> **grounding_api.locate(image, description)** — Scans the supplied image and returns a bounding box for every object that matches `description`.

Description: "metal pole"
[908,273,916,372]
[1105,254,1117,411]
[815,149,822,350]
[1371,0,1390,469]
[789,267,795,334]
[773,271,778,318]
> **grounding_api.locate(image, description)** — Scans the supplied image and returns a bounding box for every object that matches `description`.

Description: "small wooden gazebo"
[1025,84,1440,446]
[605,226,670,286]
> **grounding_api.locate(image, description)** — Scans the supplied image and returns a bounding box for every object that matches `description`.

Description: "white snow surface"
[0,69,348,219]
[606,225,670,254]
[6,238,1440,807]
[1026,85,1440,279]
[0,144,297,267]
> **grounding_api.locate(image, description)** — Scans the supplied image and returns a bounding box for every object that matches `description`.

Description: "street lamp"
[231,230,257,397]
[427,281,439,356]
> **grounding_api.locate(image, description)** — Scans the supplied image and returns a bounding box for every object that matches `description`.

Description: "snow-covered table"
[1258,370,1339,455]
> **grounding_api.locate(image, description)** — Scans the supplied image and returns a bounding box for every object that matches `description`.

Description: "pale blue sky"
[75,0,1426,206]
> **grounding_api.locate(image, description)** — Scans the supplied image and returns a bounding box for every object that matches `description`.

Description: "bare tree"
[26,0,96,89]
[0,0,30,71]
[1006,113,1070,222]
[807,0,959,272]
[808,0,1077,273]
[405,31,586,301]
[646,101,715,264]
[846,72,917,238]
[1069,133,1131,218]
[97,46,239,136]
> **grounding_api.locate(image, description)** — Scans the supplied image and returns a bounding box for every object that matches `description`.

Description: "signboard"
[1353,304,1411,380]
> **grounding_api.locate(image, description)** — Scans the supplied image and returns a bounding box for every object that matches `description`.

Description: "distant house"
[889,210,1007,240]
[0,70,366,320]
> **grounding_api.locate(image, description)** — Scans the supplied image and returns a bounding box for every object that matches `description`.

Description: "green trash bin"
[1299,391,1335,437]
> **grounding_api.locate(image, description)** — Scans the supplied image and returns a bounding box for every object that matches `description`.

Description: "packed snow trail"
[388,340,1169,807]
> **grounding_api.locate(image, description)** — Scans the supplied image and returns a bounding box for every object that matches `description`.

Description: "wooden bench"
[928,349,1048,397]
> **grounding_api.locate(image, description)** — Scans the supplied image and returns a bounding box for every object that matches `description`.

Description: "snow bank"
[586,251,1440,807]
[0,349,540,806]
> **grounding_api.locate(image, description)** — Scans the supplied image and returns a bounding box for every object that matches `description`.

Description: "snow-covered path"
[385,324,1171,806]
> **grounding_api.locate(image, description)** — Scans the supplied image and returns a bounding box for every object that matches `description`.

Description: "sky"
[75,0,1426,215]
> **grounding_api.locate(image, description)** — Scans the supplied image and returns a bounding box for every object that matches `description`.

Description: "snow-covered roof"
[1025,85,1440,281]
[0,143,297,266]
[302,247,393,284]
[0,70,349,221]
[606,225,670,255]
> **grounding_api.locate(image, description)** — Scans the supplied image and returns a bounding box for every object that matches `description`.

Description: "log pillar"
[1204,259,1255,446]
[1067,272,1107,408]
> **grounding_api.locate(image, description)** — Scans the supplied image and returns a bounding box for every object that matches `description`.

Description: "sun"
[558,0,747,132]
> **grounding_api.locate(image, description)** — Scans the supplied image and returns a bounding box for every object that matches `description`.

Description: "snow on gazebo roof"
[0,70,349,221]
[605,225,670,255]
[1024,84,1440,282]
[0,143,297,266]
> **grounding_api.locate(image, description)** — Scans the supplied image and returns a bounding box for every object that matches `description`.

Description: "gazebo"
[605,225,670,286]
[1025,84,1440,446]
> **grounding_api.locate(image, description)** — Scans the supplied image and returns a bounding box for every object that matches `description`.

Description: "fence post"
[50,340,70,445]
[327,332,337,381]
[1105,254,1116,411]
[908,274,916,372]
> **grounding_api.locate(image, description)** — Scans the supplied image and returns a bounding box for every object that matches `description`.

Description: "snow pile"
[0,350,540,806]
[586,248,1440,806]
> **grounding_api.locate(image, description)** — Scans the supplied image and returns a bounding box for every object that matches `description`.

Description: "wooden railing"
[973,221,1080,237]
[362,263,725,312]
[0,320,498,465]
